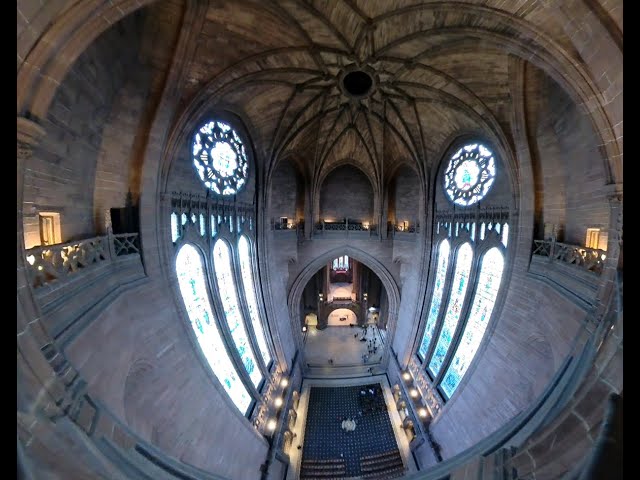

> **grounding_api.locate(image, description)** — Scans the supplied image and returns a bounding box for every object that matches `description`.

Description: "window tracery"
[418,240,450,360]
[213,240,262,387]
[428,243,474,377]
[238,236,272,367]
[441,248,504,398]
[444,143,496,206]
[192,120,248,195]
[176,244,251,413]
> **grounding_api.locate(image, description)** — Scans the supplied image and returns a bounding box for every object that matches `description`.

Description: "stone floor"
[304,325,385,366]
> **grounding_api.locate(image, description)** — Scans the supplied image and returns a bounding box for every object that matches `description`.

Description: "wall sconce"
[302,326,307,332]
[418,408,428,418]
[410,388,419,399]
[363,293,368,301]
[274,397,283,408]
[402,372,411,381]
[280,378,289,388]
[363,222,369,230]
[267,419,277,432]
[26,255,35,265]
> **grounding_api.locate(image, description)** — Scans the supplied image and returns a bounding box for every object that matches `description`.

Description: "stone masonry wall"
[23,12,145,247]
[269,158,300,225]
[528,65,610,245]
[391,165,421,226]
[319,165,373,223]
[63,278,269,479]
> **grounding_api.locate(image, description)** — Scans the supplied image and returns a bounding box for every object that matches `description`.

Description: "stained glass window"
[444,143,496,206]
[441,248,504,398]
[238,236,272,367]
[175,244,251,413]
[502,223,509,247]
[418,240,450,359]
[213,240,262,387]
[428,243,473,376]
[192,120,248,195]
[171,213,179,242]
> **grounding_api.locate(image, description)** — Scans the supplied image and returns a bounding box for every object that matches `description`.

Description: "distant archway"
[288,246,400,367]
[326,307,359,326]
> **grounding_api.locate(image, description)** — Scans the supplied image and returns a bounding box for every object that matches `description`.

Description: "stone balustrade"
[532,239,606,275]
[25,233,140,288]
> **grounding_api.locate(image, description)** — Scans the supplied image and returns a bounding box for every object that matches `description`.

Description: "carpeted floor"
[301,384,401,477]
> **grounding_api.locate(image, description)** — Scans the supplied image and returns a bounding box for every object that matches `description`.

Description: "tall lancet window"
[238,236,272,367]
[418,240,450,360]
[413,139,510,404]
[441,247,504,398]
[175,244,251,413]
[428,242,473,377]
[213,240,262,387]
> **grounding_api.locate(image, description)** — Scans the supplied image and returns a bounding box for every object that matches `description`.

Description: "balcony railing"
[314,220,376,234]
[532,239,606,275]
[24,232,140,288]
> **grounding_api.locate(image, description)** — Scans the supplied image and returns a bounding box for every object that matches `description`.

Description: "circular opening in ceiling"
[342,70,373,98]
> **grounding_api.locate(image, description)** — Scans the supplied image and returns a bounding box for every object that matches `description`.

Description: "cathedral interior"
[17,1,622,479]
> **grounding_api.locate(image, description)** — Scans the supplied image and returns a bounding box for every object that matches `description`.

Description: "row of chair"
[302,458,346,465]
[360,449,401,462]
[361,465,405,479]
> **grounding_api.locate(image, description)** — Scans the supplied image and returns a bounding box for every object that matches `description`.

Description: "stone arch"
[322,306,360,328]
[288,245,401,362]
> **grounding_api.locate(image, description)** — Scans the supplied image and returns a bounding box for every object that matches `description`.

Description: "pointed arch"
[175,244,251,413]
[238,235,272,367]
[428,242,473,376]
[441,247,504,398]
[418,239,451,359]
[212,239,262,387]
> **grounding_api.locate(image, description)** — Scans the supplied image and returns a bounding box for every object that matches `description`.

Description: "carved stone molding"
[17,141,32,160]
[17,116,45,146]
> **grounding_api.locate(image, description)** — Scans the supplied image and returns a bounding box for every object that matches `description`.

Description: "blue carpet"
[301,384,400,477]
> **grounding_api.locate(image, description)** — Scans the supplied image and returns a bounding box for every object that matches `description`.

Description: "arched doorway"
[291,249,397,370]
[327,307,358,326]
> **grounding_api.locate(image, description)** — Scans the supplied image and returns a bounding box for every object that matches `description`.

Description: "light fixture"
[26,255,35,265]
[402,372,411,381]
[410,388,419,398]
[418,408,428,418]
[280,378,289,388]
[267,419,277,431]
[274,397,283,408]
[302,326,307,332]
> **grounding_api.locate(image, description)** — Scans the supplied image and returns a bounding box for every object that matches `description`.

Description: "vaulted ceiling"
[160,0,592,193]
